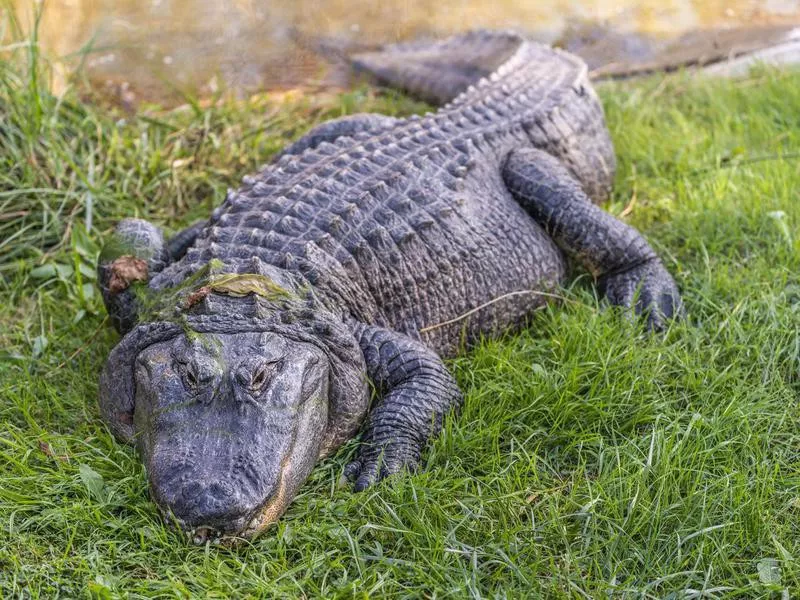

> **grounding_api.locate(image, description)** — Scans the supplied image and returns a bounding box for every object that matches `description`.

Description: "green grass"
[1,33,800,598]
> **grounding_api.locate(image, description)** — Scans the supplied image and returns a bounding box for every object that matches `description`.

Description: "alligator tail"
[350,30,525,105]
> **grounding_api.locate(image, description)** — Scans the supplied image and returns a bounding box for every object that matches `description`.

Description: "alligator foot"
[599,259,683,331]
[503,147,683,330]
[346,323,463,490]
[344,433,423,491]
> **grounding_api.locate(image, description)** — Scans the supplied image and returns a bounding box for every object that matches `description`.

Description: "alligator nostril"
[208,481,234,499]
[178,488,220,524]
[181,481,204,502]
[167,479,250,530]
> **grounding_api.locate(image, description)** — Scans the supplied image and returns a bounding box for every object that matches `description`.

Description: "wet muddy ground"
[10,0,800,106]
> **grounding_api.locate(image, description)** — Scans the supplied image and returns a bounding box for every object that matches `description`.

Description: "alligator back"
[150,31,616,356]
[352,30,616,202]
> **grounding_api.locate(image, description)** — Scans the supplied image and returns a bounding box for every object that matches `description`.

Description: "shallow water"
[13,0,800,105]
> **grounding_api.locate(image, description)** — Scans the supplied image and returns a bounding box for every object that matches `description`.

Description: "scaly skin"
[97,30,681,541]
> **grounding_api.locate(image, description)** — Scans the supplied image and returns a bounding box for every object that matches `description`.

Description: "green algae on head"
[132,271,295,324]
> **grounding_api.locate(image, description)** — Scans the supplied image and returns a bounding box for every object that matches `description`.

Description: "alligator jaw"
[241,468,290,538]
[186,525,246,547]
[177,469,289,545]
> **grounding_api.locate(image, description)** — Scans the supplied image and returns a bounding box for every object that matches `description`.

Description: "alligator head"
[98,296,369,542]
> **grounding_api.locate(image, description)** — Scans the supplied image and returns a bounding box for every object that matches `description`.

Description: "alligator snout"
[159,479,259,536]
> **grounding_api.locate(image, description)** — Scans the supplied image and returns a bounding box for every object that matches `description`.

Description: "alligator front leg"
[345,324,463,491]
[503,148,683,330]
[274,113,398,160]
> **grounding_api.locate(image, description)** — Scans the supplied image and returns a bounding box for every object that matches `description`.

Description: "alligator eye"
[174,360,200,391]
[185,367,198,389]
[251,362,277,393]
[238,360,280,395]
[251,365,268,391]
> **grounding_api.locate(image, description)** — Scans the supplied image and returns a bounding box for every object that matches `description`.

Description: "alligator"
[97,30,682,542]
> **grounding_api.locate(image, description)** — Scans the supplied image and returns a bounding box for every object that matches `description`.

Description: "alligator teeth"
[192,527,212,545]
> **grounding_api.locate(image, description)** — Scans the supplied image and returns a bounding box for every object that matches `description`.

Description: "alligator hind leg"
[344,323,463,491]
[274,113,398,160]
[502,148,682,330]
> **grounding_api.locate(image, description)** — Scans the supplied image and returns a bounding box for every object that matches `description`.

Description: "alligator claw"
[600,259,683,331]
[344,439,421,491]
[344,457,384,492]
